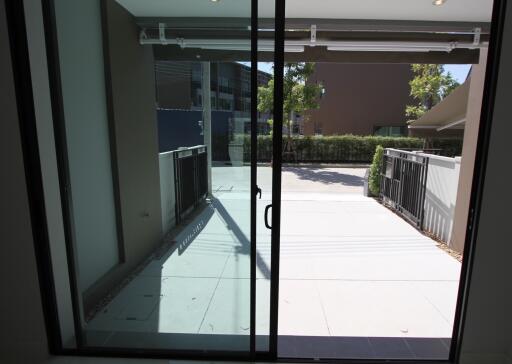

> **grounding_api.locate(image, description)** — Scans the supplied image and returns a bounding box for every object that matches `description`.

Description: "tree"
[257,63,323,138]
[405,64,460,120]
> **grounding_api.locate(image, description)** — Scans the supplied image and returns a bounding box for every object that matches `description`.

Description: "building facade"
[304,63,414,136]
[155,61,272,160]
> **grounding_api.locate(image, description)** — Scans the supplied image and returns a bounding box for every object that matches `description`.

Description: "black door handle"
[256,185,262,199]
[264,204,272,229]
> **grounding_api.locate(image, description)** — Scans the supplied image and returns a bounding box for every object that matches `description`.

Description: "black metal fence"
[174,145,208,224]
[380,149,429,228]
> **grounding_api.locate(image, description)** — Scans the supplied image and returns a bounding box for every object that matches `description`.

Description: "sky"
[443,64,471,83]
[239,62,471,84]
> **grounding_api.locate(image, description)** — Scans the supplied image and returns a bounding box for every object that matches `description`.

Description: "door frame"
[268,0,286,359]
[264,0,507,363]
[250,0,258,357]
[7,0,508,361]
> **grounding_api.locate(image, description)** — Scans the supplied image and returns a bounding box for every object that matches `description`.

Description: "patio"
[87,166,461,358]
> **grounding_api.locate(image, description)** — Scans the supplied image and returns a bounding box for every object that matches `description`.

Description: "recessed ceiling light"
[433,0,447,5]
[210,0,220,3]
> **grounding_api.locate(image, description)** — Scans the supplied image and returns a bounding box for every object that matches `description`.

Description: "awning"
[408,78,470,131]
[116,0,491,63]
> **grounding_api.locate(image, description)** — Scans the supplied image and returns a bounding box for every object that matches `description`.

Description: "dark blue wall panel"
[157,109,233,161]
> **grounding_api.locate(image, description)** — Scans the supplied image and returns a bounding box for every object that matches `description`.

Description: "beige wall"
[449,50,488,254]
[305,63,413,136]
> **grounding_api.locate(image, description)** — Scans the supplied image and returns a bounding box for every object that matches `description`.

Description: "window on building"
[374,125,407,137]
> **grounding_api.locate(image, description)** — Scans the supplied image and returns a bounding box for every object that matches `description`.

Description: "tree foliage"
[257,63,323,137]
[406,64,460,120]
[368,145,384,196]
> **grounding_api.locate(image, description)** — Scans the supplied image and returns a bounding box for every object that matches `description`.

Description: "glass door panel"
[48,0,256,354]
[273,0,494,361]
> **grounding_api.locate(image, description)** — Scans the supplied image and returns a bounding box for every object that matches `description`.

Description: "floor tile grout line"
[196,252,233,334]
[314,279,333,336]
[422,292,454,326]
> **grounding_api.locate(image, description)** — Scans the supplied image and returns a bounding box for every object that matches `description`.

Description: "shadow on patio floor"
[283,166,364,186]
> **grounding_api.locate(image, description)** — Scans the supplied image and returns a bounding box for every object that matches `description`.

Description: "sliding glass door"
[39,0,273,356]
[267,0,496,361]
[16,0,506,360]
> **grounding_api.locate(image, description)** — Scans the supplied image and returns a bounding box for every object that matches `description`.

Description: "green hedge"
[243,135,423,163]
[239,135,462,163]
[369,145,384,196]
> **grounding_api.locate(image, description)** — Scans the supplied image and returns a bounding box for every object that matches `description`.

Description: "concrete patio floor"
[87,166,461,357]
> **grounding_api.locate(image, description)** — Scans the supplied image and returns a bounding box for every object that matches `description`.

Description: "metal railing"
[380,149,429,228]
[174,145,208,224]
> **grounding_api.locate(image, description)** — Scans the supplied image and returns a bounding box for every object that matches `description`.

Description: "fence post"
[201,62,212,195]
[173,152,180,224]
[419,157,429,229]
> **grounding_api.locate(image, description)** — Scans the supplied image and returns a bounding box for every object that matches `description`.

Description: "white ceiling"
[117,0,493,22]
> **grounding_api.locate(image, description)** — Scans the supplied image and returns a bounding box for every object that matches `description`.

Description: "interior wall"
[23,0,75,347]
[53,0,120,292]
[0,1,49,361]
[81,0,163,309]
[1,0,512,362]
[459,0,512,362]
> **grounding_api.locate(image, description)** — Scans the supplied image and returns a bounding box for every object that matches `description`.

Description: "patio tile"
[153,277,218,333]
[86,317,153,333]
[198,278,251,335]
[119,276,167,296]
[256,278,271,335]
[309,253,460,281]
[316,280,454,338]
[87,166,462,356]
[221,252,269,279]
[158,251,231,278]
[410,281,460,325]
[278,280,330,336]
[114,295,160,321]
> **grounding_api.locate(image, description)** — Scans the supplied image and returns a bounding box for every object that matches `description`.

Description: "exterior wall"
[159,152,177,235]
[155,61,270,112]
[422,155,461,245]
[53,0,120,292]
[82,0,164,310]
[450,50,488,254]
[155,61,193,109]
[304,63,414,136]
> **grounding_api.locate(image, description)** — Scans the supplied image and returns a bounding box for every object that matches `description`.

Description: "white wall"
[53,0,119,291]
[159,151,177,235]
[385,148,462,245]
[422,154,461,245]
